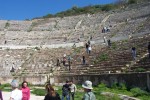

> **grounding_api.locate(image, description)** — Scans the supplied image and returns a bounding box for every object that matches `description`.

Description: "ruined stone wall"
[55,72,150,91]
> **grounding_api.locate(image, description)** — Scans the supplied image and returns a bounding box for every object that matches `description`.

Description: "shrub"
[111,82,119,89]
[135,67,146,72]
[130,87,149,97]
[102,4,115,11]
[34,47,40,50]
[98,53,109,61]
[111,42,117,49]
[5,22,10,28]
[0,83,11,89]
[119,83,127,90]
[97,83,109,91]
[128,0,137,4]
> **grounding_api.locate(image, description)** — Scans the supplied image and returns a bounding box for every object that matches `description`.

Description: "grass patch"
[1,83,150,99]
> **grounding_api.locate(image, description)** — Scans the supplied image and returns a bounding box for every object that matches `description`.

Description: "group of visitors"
[10,80,30,100]
[102,26,110,33]
[44,80,95,100]
[0,80,30,100]
[61,80,77,100]
[59,54,72,71]
[0,77,95,100]
[55,80,95,100]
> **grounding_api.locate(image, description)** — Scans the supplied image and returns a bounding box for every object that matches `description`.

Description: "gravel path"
[2,92,44,100]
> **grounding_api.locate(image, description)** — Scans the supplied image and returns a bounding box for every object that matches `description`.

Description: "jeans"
[86,48,88,54]
[62,94,70,100]
[132,50,136,60]
[70,92,75,100]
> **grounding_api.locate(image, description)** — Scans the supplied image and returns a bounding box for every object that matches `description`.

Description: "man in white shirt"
[10,80,22,100]
[69,81,77,100]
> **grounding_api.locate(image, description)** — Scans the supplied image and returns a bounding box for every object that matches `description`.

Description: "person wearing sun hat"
[82,80,96,100]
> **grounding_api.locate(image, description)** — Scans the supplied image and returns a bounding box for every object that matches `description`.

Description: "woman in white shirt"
[10,80,22,100]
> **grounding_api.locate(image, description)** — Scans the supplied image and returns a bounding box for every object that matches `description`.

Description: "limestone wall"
[55,72,150,91]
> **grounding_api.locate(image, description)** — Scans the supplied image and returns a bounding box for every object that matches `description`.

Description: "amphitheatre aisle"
[0,0,150,86]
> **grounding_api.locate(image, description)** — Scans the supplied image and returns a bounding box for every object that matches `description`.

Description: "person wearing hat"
[10,80,22,100]
[82,80,96,100]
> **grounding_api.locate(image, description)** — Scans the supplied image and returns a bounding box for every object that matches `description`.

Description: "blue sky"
[0,0,117,20]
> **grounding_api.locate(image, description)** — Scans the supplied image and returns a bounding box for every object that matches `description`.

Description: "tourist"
[90,35,92,40]
[82,80,96,100]
[62,81,70,100]
[128,34,132,39]
[148,42,150,58]
[104,27,107,33]
[21,81,30,100]
[44,83,61,100]
[102,27,107,33]
[63,57,66,66]
[68,55,71,71]
[10,80,22,100]
[56,58,60,67]
[82,56,86,65]
[88,45,92,55]
[0,83,3,100]
[73,43,76,48]
[107,39,111,47]
[107,27,110,32]
[85,43,89,54]
[77,36,81,42]
[88,40,91,45]
[103,36,106,43]
[69,81,77,100]
[132,47,136,60]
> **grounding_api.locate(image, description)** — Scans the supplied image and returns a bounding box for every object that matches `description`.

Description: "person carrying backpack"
[82,80,96,100]
[62,81,70,100]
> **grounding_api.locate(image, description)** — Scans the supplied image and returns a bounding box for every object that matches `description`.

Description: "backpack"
[62,85,69,96]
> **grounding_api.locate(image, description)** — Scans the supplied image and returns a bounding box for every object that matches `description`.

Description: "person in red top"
[21,81,30,100]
